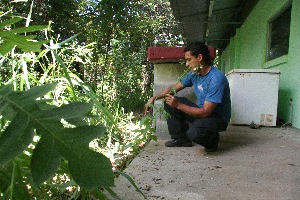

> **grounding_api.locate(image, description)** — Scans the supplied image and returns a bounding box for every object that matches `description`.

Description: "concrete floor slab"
[109,125,300,200]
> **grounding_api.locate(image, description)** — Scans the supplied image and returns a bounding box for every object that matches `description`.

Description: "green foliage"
[0,83,114,196]
[0,0,181,198]
[0,0,83,39]
[0,17,48,56]
[0,15,157,199]
[74,0,181,111]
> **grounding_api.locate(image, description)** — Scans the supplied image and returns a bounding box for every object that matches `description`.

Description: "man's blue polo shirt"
[181,66,231,123]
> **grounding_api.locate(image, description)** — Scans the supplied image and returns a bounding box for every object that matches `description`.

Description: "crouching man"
[145,41,231,152]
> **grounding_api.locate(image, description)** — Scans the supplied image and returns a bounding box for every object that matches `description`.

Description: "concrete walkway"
[109,125,300,200]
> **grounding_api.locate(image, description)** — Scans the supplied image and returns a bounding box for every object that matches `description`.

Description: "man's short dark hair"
[184,41,212,65]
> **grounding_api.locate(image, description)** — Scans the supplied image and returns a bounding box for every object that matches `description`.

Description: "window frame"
[266,2,292,62]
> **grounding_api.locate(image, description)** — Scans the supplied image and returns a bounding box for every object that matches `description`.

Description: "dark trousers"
[164,97,228,148]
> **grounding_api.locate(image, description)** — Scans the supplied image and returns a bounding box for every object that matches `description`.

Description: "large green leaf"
[55,125,107,148]
[0,85,16,120]
[68,150,114,189]
[0,113,34,165]
[1,35,47,54]
[0,41,15,56]
[30,134,62,185]
[0,17,23,29]
[8,25,49,34]
[0,18,48,56]
[8,82,57,102]
[0,83,57,120]
[33,102,93,121]
[0,83,114,191]
[33,125,114,188]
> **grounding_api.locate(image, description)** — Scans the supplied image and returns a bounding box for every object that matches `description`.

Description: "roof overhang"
[169,0,259,50]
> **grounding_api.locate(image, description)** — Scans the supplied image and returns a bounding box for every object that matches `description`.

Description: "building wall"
[220,0,300,128]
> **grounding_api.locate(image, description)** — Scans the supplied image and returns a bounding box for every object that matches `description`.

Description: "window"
[267,4,292,61]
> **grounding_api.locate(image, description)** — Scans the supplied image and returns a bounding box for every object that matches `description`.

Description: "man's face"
[184,51,200,72]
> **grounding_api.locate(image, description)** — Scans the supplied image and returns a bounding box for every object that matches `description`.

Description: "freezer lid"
[226,68,280,76]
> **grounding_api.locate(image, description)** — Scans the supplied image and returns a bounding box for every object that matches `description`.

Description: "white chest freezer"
[226,69,280,126]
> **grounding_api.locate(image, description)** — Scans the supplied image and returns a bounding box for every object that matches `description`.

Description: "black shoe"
[165,138,193,147]
[204,145,218,152]
[204,133,219,152]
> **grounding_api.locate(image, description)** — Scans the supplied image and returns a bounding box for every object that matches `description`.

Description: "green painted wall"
[221,0,300,128]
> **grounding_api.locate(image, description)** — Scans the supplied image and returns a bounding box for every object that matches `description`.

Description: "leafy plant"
[0,17,48,56]
[0,1,182,197]
[0,83,114,198]
[0,14,157,198]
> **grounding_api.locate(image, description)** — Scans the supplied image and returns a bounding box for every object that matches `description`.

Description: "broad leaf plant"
[0,17,116,199]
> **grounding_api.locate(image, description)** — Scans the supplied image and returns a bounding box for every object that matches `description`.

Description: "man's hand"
[165,94,180,109]
[144,97,155,115]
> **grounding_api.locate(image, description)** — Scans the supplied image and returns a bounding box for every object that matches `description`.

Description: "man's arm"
[144,82,183,115]
[165,94,217,118]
